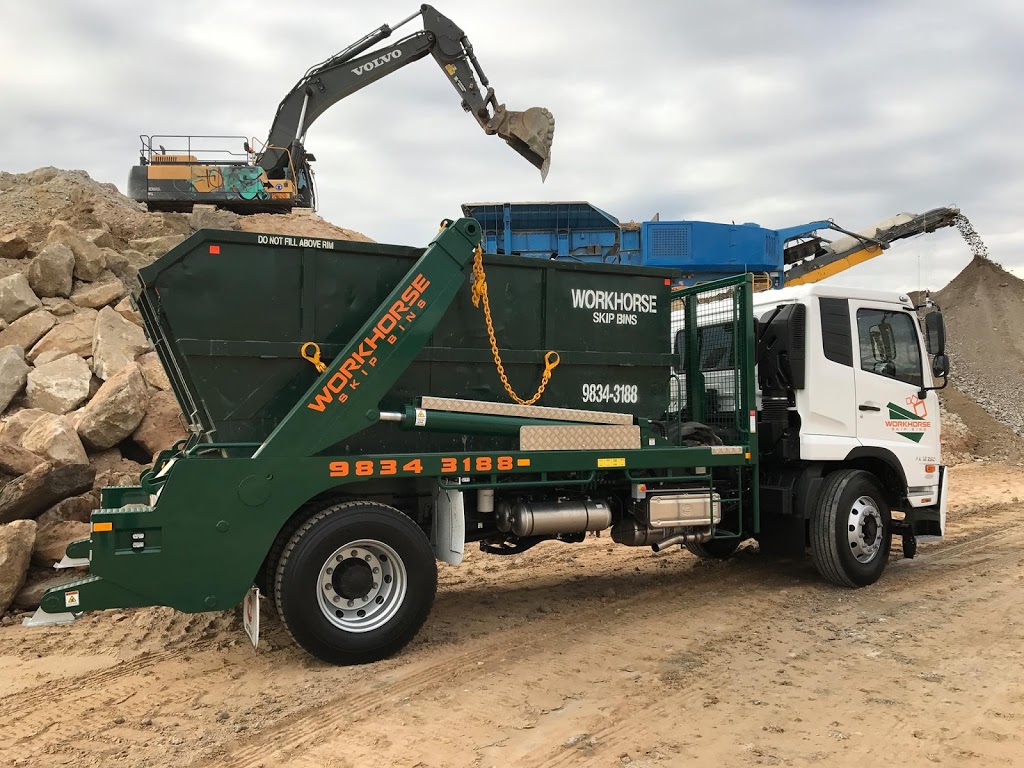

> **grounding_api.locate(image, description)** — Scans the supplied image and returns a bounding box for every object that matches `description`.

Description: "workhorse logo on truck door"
[885,400,930,443]
[306,274,430,411]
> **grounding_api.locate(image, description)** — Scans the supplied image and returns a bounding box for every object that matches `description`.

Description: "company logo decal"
[351,48,402,75]
[884,397,930,443]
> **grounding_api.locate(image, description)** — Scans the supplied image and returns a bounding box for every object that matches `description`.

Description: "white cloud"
[0,0,1018,291]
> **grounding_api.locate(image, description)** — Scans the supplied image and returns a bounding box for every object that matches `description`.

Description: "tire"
[686,537,741,559]
[255,501,324,600]
[274,501,437,665]
[809,469,891,588]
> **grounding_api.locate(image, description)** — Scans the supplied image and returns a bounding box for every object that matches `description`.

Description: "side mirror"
[918,353,950,400]
[243,140,251,153]
[925,311,945,356]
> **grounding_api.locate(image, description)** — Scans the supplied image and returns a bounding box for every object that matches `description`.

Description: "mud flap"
[23,608,78,627]
[917,465,948,546]
[431,483,465,565]
[242,586,260,650]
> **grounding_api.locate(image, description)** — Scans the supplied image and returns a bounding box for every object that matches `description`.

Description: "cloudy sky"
[1,0,1020,291]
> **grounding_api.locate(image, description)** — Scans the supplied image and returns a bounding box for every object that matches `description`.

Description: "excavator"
[128,5,555,213]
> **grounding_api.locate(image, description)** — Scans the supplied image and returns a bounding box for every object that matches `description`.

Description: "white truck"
[671,280,949,587]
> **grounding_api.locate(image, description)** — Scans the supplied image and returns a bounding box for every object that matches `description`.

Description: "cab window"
[856,309,922,387]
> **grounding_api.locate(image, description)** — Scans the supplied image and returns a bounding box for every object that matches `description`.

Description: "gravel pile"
[935,255,1024,437]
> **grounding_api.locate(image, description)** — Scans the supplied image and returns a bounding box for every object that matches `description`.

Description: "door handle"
[859,404,881,412]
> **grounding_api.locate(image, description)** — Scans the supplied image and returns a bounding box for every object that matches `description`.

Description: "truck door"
[851,303,939,490]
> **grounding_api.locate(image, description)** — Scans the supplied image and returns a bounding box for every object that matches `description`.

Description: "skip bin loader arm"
[258,4,555,186]
[783,206,960,286]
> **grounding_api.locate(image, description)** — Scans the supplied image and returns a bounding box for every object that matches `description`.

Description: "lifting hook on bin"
[300,341,327,373]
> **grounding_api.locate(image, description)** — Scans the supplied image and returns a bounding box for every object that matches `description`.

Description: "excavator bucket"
[490,106,555,181]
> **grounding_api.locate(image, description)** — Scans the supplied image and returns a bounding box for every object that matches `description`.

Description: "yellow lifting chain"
[470,243,559,406]
[299,228,560,407]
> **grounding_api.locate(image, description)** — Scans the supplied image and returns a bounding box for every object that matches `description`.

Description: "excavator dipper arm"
[258,5,554,183]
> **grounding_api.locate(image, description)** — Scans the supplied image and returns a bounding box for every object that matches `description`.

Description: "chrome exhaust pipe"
[651,531,712,552]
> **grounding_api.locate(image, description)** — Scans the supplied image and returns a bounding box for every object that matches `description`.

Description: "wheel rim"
[316,539,407,633]
[847,495,884,563]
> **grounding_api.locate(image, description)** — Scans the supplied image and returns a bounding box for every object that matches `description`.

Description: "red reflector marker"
[209,245,221,255]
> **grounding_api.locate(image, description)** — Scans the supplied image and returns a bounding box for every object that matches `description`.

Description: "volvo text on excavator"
[128,5,555,213]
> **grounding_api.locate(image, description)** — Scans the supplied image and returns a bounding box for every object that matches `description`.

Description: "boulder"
[114,296,143,327]
[138,351,170,390]
[14,572,77,611]
[0,442,46,476]
[121,249,152,270]
[83,229,115,250]
[133,389,185,456]
[70,275,125,309]
[0,519,36,614]
[128,234,185,259]
[91,306,150,380]
[0,462,95,524]
[32,520,90,566]
[95,459,145,490]
[188,205,241,232]
[29,310,96,362]
[0,273,42,323]
[77,363,149,449]
[25,354,92,414]
[41,297,76,317]
[0,408,48,447]
[32,349,72,367]
[107,250,149,287]
[21,413,88,465]
[36,491,99,526]
[0,233,30,260]
[0,310,56,350]
[28,243,75,298]
[101,249,129,277]
[47,222,107,282]
[0,344,29,412]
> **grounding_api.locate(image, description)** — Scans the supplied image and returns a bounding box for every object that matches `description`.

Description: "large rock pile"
[0,167,371,615]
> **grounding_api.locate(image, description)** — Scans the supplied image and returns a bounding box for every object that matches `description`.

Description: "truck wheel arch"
[840,447,908,507]
[791,449,906,521]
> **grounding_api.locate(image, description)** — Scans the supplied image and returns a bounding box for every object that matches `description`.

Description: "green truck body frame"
[40,218,758,620]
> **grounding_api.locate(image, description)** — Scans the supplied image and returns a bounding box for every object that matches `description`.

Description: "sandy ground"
[2,461,1024,768]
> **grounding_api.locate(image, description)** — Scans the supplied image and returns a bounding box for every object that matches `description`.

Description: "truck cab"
[751,283,949,570]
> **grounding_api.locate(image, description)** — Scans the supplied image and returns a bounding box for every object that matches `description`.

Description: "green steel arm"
[256,218,482,458]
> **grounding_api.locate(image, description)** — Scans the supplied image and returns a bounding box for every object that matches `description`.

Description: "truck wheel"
[255,501,324,604]
[810,469,891,588]
[274,501,437,665]
[686,538,740,559]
